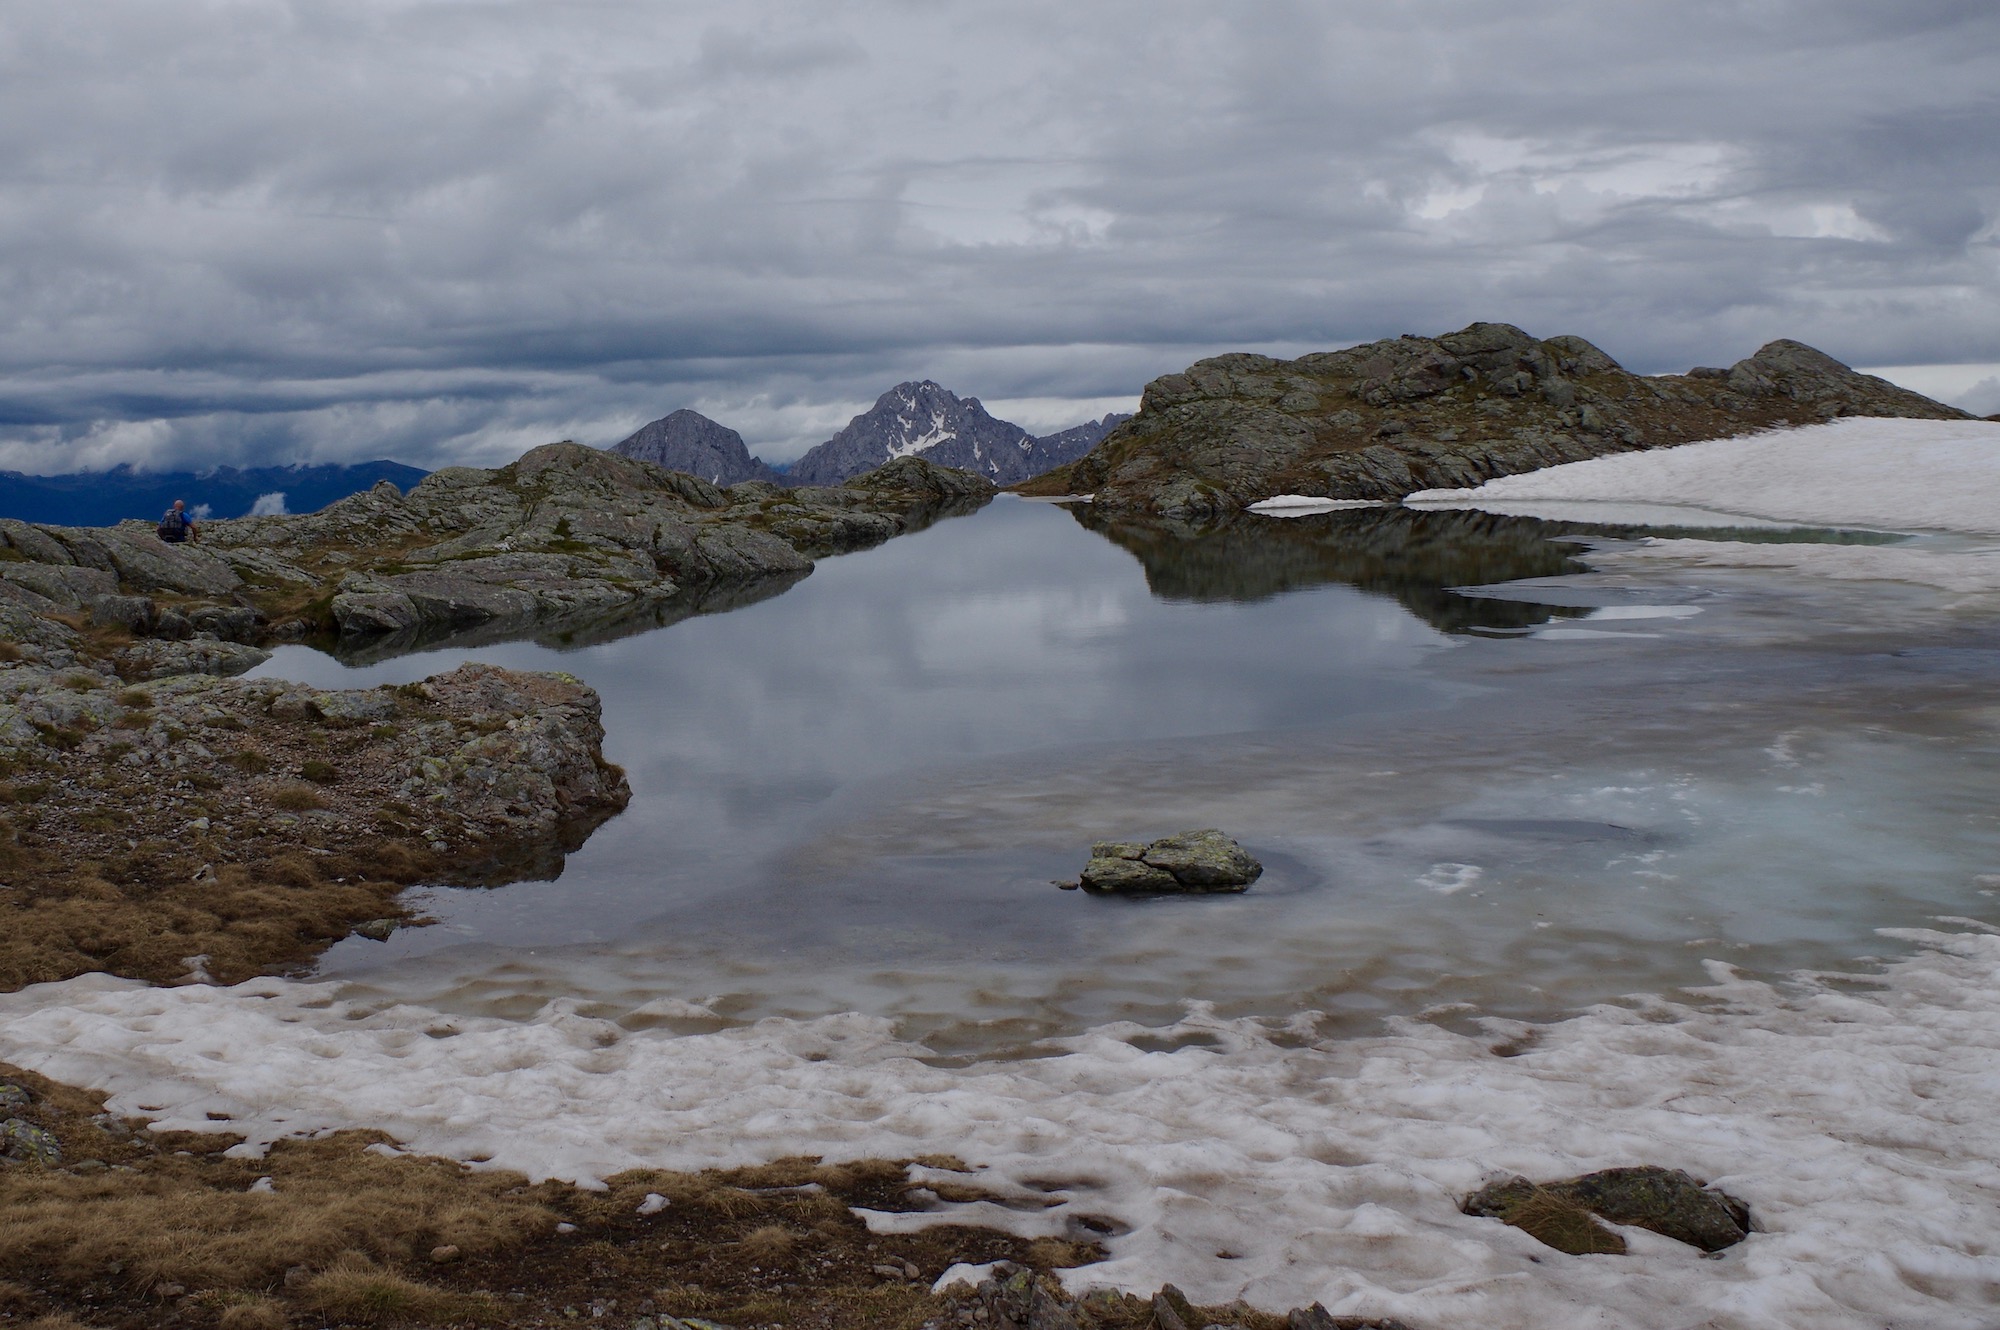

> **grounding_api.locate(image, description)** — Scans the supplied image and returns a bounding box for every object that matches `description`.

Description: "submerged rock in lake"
[1463,1166,1753,1255]
[1072,830,1263,893]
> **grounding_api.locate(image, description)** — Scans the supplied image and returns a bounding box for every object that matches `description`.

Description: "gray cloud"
[0,0,1995,473]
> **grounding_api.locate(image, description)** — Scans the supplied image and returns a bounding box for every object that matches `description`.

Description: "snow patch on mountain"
[789,383,1129,486]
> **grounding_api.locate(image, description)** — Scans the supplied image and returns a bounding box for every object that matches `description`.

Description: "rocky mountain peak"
[787,381,1034,487]
[787,383,1132,487]
[610,409,783,488]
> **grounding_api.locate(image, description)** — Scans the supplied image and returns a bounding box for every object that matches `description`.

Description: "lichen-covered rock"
[0,1116,60,1166]
[310,689,401,726]
[1464,1166,1751,1254]
[1075,829,1263,893]
[1461,1175,1628,1255]
[1546,1165,1752,1252]
[0,598,82,660]
[389,663,630,853]
[2,562,120,609]
[1078,856,1180,892]
[1138,829,1263,887]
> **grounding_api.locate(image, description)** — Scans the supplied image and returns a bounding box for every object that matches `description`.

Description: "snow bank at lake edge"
[1404,418,2000,535]
[3,925,1998,1329]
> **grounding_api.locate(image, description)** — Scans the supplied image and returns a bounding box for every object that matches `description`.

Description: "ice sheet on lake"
[1246,495,1384,515]
[1405,418,2000,534]
[5,925,2000,1329]
[1590,538,2000,594]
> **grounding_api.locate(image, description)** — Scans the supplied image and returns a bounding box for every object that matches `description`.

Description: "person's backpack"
[157,510,187,543]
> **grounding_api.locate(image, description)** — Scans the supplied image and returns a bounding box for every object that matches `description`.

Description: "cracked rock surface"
[1073,830,1264,894]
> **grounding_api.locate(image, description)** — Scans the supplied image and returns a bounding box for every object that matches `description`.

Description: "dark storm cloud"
[0,0,1994,472]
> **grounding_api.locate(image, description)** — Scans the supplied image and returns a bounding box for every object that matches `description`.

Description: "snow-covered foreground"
[6,925,2000,1329]
[1405,417,2000,534]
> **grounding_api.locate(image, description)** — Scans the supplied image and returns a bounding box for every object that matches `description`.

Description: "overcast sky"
[2,0,1996,474]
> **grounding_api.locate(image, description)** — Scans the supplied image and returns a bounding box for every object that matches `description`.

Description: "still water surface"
[251,498,2000,1051]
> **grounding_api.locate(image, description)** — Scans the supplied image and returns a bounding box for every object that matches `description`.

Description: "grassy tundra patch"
[0,1062,1101,1330]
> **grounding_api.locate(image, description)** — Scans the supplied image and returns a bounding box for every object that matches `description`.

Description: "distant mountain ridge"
[613,387,1129,488]
[610,409,783,487]
[0,460,430,527]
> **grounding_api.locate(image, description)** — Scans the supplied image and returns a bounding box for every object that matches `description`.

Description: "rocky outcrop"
[935,1269,1413,1330]
[611,409,786,487]
[1067,830,1264,893]
[0,659,630,988]
[1019,324,1968,517]
[1463,1167,1753,1255]
[0,443,994,663]
[0,1113,61,1166]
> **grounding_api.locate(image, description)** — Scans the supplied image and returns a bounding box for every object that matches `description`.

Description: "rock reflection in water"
[1069,505,1591,632]
[323,568,812,665]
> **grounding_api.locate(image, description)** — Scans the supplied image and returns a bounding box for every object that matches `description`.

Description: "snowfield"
[5,926,2000,1329]
[1403,417,2000,534]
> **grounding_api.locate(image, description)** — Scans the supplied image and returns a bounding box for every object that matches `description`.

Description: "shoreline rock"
[0,659,629,989]
[0,446,993,986]
[0,445,995,670]
[1018,324,1966,517]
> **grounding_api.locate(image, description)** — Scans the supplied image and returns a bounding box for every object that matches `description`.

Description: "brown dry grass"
[213,1298,287,1330]
[0,838,429,989]
[737,1223,798,1258]
[1498,1188,1628,1256]
[0,1085,1104,1330]
[299,1253,492,1324]
[0,1135,558,1293]
[267,783,326,811]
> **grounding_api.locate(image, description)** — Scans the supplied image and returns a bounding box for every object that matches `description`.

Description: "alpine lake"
[250,494,2000,1057]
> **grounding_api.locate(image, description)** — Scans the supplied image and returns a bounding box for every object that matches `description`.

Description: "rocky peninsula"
[0,445,995,988]
[1018,323,1966,517]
